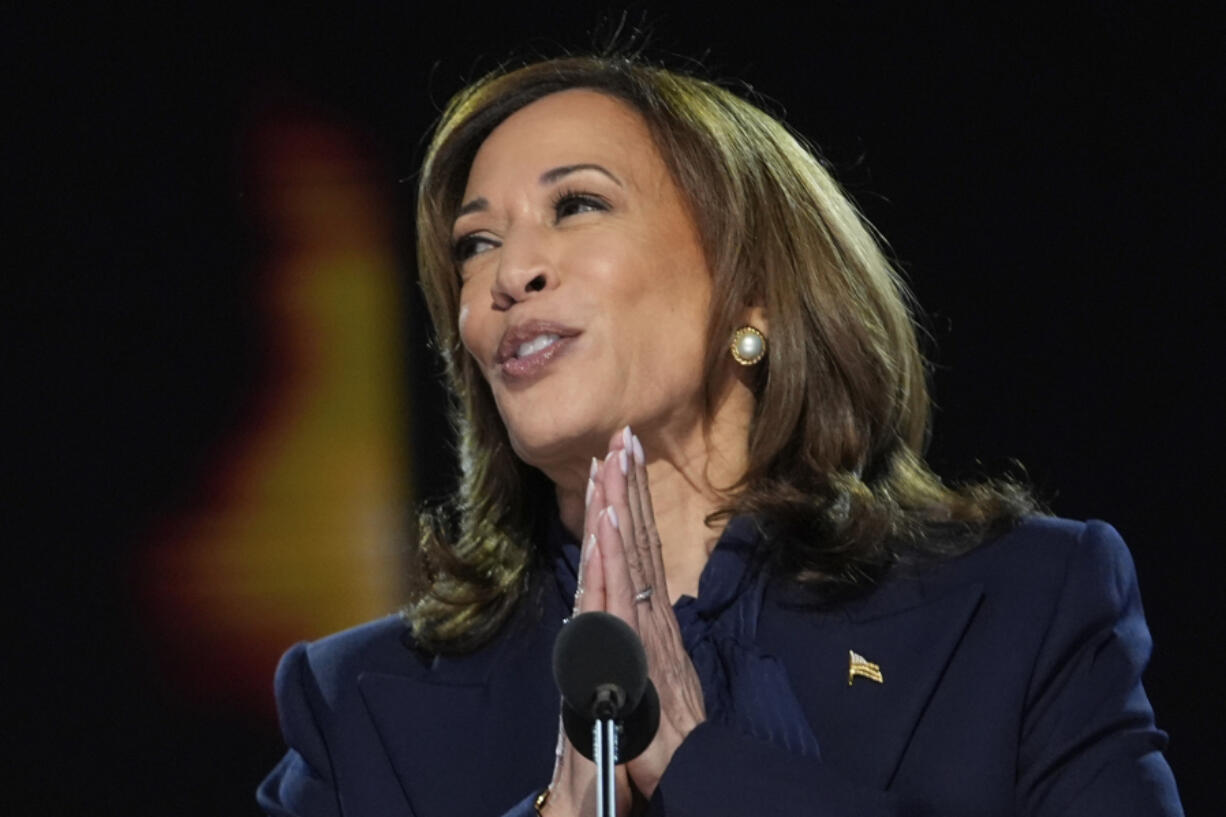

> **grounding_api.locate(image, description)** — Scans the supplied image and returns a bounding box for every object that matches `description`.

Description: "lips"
[492,319,582,381]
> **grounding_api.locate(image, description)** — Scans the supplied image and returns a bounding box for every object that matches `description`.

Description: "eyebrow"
[454,163,623,221]
[539,163,623,187]
[455,197,488,218]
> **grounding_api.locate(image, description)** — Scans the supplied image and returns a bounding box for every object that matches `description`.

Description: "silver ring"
[633,585,654,603]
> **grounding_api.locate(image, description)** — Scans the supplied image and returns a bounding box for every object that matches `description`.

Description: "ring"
[633,585,654,603]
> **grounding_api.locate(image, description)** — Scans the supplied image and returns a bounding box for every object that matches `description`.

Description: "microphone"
[552,612,660,763]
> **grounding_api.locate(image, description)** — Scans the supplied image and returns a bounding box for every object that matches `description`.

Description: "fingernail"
[622,425,633,450]
[632,434,644,465]
[607,505,619,529]
[589,457,598,479]
[581,532,596,567]
[585,477,594,508]
[619,449,628,475]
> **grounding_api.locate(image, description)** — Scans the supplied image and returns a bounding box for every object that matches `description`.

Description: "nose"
[490,228,556,309]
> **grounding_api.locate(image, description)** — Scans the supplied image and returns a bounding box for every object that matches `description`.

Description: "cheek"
[456,299,489,373]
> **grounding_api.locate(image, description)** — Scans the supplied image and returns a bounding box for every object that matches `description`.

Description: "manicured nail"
[585,477,594,508]
[581,532,596,567]
[622,425,633,451]
[589,457,599,479]
[632,434,644,465]
[607,505,619,530]
[618,449,628,475]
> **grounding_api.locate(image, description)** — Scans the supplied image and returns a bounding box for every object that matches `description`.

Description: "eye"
[552,189,609,221]
[452,233,499,263]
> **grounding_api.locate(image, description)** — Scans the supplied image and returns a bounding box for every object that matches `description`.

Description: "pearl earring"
[730,325,767,366]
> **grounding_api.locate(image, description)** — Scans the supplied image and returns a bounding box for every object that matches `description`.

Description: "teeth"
[515,333,560,358]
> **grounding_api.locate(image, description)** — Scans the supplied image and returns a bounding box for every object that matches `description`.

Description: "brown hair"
[408,55,1035,653]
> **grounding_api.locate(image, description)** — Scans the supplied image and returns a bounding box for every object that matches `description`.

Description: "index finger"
[628,432,668,588]
[574,458,606,615]
[597,493,641,630]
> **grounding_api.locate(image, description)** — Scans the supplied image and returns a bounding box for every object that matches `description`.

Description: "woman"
[259,56,1183,816]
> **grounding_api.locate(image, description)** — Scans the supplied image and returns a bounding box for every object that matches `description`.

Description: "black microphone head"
[552,611,648,720]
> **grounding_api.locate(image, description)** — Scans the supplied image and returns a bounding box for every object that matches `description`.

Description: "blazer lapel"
[359,673,495,816]
[762,576,984,791]
[358,602,565,816]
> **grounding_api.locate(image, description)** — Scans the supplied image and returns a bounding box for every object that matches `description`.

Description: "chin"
[502,412,608,474]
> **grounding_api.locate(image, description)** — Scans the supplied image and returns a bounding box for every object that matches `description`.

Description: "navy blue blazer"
[258,518,1183,816]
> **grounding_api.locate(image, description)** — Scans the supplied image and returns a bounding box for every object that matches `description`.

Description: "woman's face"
[453,89,714,471]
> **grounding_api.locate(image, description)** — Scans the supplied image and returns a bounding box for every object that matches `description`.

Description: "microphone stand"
[593,716,618,817]
[592,691,620,817]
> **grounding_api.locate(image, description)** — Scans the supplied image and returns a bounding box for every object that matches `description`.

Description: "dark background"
[13,3,1220,815]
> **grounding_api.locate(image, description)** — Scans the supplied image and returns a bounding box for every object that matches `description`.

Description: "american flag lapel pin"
[848,649,884,685]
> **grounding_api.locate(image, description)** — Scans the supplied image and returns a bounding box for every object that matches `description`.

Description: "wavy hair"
[407,56,1035,653]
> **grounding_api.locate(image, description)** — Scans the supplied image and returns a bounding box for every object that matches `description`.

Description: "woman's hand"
[541,464,635,815]
[584,427,707,800]
[545,427,707,813]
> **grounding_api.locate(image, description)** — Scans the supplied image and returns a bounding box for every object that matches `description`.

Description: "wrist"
[535,785,576,816]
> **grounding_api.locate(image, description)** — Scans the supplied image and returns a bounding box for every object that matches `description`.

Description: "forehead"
[464,89,659,191]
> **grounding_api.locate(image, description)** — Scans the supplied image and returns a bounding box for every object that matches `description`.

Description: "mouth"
[495,321,581,380]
